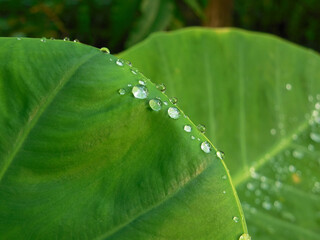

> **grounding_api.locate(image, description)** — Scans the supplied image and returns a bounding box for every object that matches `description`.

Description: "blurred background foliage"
[0,0,319,53]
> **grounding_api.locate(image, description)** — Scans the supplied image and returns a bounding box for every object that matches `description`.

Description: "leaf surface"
[0,37,246,239]
[120,28,320,240]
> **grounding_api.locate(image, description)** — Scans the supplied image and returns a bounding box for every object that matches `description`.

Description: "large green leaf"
[0,37,247,239]
[120,28,320,240]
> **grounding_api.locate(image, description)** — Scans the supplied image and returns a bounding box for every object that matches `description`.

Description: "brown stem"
[204,0,233,27]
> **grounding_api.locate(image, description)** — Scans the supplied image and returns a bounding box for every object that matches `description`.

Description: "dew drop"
[100,47,110,54]
[270,128,277,135]
[170,97,178,104]
[292,150,304,159]
[239,233,251,240]
[233,216,239,223]
[118,88,126,95]
[216,151,225,160]
[131,69,137,75]
[310,132,320,142]
[274,200,282,210]
[125,60,132,67]
[191,136,195,140]
[223,190,226,194]
[163,101,168,105]
[156,83,166,92]
[184,125,192,132]
[138,80,146,85]
[116,59,124,66]
[222,175,227,180]
[262,201,272,210]
[63,37,70,41]
[247,182,255,191]
[201,141,211,153]
[132,84,148,99]
[316,102,320,110]
[40,37,46,42]
[286,83,292,90]
[73,39,80,43]
[128,84,132,87]
[17,37,21,40]
[168,107,180,119]
[308,144,314,151]
[197,124,206,133]
[149,99,162,111]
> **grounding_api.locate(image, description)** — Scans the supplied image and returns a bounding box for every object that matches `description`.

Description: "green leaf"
[0,38,247,239]
[120,28,320,240]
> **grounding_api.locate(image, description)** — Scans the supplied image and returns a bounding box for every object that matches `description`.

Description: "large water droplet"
[40,37,46,42]
[239,233,251,240]
[149,99,162,111]
[170,97,178,104]
[201,141,211,153]
[216,151,225,160]
[100,47,110,54]
[184,125,192,132]
[118,88,126,95]
[168,107,180,119]
[132,84,148,99]
[156,83,166,92]
[116,59,124,66]
[310,132,320,142]
[233,216,239,223]
[197,124,206,133]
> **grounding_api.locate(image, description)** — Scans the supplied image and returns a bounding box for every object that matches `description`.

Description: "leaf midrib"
[0,51,99,183]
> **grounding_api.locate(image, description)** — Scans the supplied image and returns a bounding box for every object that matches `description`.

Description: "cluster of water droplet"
[105,49,227,160]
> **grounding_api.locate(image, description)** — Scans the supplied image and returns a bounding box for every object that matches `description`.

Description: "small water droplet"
[131,69,137,75]
[149,99,162,111]
[168,107,180,119]
[310,132,320,142]
[125,60,132,67]
[216,151,225,160]
[40,37,46,42]
[128,84,132,87]
[163,101,168,105]
[222,175,227,180]
[116,59,124,66]
[274,200,282,210]
[132,84,148,99]
[286,83,292,90]
[247,182,255,191]
[138,80,146,85]
[63,37,70,41]
[197,138,201,141]
[239,233,251,240]
[292,150,304,159]
[233,216,239,223]
[262,201,272,210]
[170,97,178,104]
[223,190,226,194]
[316,102,320,110]
[201,141,211,153]
[308,144,314,151]
[100,47,110,54]
[191,136,195,140]
[197,124,206,133]
[156,83,166,92]
[184,125,192,132]
[50,37,55,40]
[73,39,80,43]
[118,88,126,95]
[17,37,21,40]
[270,128,277,135]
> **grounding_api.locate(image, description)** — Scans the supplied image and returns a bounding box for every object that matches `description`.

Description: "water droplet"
[131,69,137,75]
[286,83,292,90]
[239,233,251,240]
[191,136,195,140]
[197,124,206,133]
[274,200,282,210]
[197,138,201,141]
[163,101,168,105]
[261,182,269,190]
[223,190,226,194]
[168,107,180,119]
[116,59,124,66]
[270,128,277,135]
[73,39,80,43]
[247,182,255,191]
[63,37,70,41]
[156,83,166,92]
[184,125,192,132]
[201,141,211,153]
[40,37,46,42]
[316,102,320,110]
[149,99,162,111]
[50,37,55,40]
[310,132,320,142]
[138,80,146,85]
[170,97,178,104]
[262,201,272,210]
[308,144,314,151]
[233,216,239,223]
[118,88,126,95]
[216,151,225,160]
[100,47,110,54]
[128,84,132,87]
[222,175,227,180]
[312,181,320,193]
[292,150,304,159]
[132,84,148,99]
[17,37,21,40]
[125,60,132,67]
